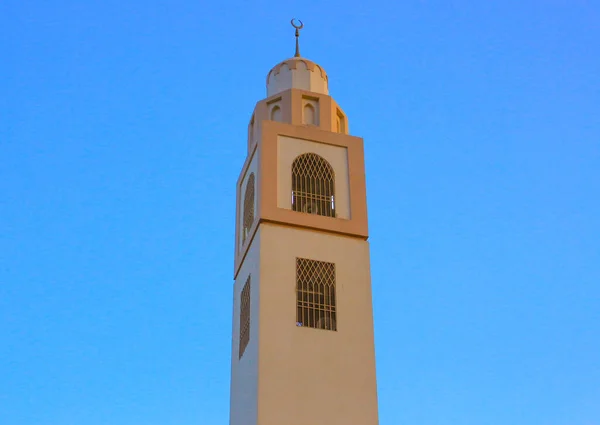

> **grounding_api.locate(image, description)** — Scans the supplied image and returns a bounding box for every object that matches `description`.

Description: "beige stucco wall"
[277,135,350,219]
[229,232,261,425]
[256,223,379,425]
[238,149,259,252]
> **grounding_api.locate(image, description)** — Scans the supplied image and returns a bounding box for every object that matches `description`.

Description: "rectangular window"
[239,276,251,358]
[296,258,337,331]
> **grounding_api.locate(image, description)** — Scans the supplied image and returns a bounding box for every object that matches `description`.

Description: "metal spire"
[291,18,304,57]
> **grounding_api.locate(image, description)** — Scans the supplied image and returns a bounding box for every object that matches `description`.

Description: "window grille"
[296,258,337,331]
[239,276,251,358]
[242,173,255,244]
[291,153,335,218]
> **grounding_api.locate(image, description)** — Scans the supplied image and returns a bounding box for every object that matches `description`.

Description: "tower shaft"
[230,44,379,425]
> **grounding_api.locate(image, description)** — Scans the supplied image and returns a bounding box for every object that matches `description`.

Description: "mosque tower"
[229,20,379,425]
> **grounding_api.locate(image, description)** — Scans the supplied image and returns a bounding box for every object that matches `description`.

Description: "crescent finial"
[291,18,304,57]
[291,18,304,30]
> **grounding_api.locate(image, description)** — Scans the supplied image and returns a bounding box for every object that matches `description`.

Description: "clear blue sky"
[1,1,599,424]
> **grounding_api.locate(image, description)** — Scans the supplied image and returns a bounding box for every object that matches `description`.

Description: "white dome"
[266,57,328,97]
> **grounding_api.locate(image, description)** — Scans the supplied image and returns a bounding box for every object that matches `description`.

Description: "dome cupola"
[265,19,329,97]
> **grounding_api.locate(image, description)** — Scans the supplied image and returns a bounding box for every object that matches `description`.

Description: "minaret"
[230,20,379,425]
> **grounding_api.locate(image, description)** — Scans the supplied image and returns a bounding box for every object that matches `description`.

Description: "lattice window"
[291,153,335,218]
[239,276,251,358]
[242,173,255,244]
[296,258,337,331]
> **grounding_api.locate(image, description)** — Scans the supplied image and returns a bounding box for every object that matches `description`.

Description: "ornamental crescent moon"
[291,18,304,30]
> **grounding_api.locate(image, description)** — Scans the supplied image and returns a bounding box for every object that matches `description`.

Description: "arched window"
[242,173,255,244]
[303,103,315,125]
[291,153,335,218]
[270,105,281,122]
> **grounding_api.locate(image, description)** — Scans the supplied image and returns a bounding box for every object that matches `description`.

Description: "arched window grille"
[291,153,335,218]
[242,173,255,244]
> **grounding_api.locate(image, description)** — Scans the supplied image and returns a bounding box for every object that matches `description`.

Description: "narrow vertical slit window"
[248,116,255,148]
[291,153,335,218]
[242,173,255,244]
[296,258,337,331]
[336,110,346,134]
[239,276,251,358]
